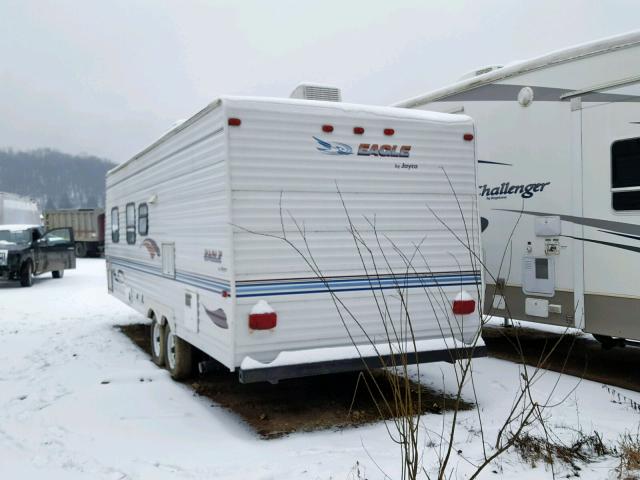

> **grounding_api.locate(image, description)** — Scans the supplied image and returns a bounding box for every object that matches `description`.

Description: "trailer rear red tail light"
[384,128,395,136]
[322,124,334,133]
[463,133,474,141]
[249,312,277,330]
[353,127,365,134]
[452,298,476,315]
[228,118,242,126]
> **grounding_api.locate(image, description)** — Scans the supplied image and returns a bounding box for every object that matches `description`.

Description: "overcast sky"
[1,0,639,163]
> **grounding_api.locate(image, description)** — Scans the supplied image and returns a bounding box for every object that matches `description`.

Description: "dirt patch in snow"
[483,325,640,392]
[119,323,474,439]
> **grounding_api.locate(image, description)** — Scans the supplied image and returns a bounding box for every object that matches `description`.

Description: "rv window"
[612,137,640,211]
[126,203,136,244]
[138,203,148,235]
[535,258,549,280]
[111,207,119,243]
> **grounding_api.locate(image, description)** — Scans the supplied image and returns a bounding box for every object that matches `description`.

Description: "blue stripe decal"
[176,271,229,289]
[175,276,224,294]
[237,272,477,288]
[110,258,159,277]
[108,255,480,298]
[237,274,479,292]
[236,279,480,298]
[236,273,481,298]
[108,256,230,285]
[108,256,231,291]
[109,257,229,294]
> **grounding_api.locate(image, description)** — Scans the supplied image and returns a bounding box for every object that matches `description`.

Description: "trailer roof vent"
[290,83,342,102]
[458,65,503,81]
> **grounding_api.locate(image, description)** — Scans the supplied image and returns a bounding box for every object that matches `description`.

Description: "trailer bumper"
[238,341,487,384]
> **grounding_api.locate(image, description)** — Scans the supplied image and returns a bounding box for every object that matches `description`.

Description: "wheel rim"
[152,321,162,358]
[166,330,176,370]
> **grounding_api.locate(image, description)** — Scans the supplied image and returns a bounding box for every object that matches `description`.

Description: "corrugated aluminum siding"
[106,104,234,366]
[226,99,480,363]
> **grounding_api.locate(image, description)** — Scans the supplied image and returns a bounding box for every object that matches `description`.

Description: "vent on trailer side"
[290,84,342,102]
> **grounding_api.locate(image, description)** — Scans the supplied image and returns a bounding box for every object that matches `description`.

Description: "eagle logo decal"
[141,238,161,259]
[204,306,228,329]
[313,136,353,155]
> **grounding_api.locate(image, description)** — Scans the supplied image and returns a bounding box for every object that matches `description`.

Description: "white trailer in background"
[0,192,41,226]
[394,31,640,343]
[106,87,484,383]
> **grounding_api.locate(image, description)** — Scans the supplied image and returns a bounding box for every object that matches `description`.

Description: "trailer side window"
[612,137,640,211]
[111,207,119,243]
[126,203,136,244]
[138,203,148,235]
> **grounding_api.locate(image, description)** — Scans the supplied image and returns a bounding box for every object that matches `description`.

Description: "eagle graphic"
[141,238,161,259]
[313,136,353,155]
[204,306,228,329]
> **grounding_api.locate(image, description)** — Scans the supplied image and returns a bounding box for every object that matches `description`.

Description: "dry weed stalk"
[238,174,582,479]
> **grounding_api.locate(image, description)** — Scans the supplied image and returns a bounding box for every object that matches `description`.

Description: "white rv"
[395,31,640,343]
[106,87,483,382]
[0,192,41,226]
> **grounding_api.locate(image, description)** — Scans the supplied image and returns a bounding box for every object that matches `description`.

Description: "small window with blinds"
[111,207,119,243]
[125,203,136,244]
[138,203,148,235]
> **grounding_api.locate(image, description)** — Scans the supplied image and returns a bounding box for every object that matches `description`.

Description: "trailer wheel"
[164,323,193,380]
[75,242,87,258]
[20,261,33,287]
[52,270,64,279]
[150,317,166,367]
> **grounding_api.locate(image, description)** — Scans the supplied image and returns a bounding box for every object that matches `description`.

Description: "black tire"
[52,270,64,279]
[75,242,87,258]
[164,323,193,380]
[150,317,166,367]
[19,261,33,287]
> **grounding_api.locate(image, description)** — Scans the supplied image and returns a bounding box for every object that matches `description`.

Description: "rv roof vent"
[290,83,342,102]
[458,65,503,81]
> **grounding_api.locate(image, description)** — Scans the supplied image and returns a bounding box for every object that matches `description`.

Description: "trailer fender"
[145,300,174,328]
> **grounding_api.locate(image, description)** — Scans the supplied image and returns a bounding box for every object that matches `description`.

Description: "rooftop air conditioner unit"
[290,83,342,102]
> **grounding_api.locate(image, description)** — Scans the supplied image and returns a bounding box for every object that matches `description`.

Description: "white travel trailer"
[106,89,484,382]
[0,192,41,226]
[394,31,640,343]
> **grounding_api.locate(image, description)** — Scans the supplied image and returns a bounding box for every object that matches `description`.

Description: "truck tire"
[20,261,33,287]
[164,323,193,380]
[52,270,64,279]
[75,242,87,258]
[150,317,166,367]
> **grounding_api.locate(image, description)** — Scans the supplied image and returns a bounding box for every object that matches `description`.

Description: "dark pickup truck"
[0,225,76,287]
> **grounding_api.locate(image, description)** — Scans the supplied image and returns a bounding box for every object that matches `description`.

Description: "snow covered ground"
[1,259,638,479]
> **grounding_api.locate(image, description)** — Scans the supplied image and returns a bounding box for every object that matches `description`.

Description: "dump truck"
[44,208,105,257]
